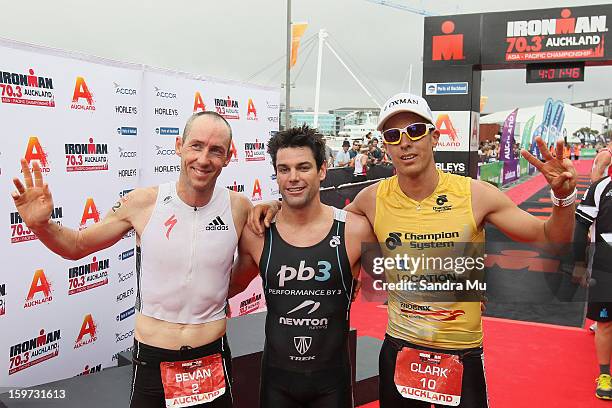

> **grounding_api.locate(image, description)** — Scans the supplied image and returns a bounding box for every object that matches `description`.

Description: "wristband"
[550,188,577,207]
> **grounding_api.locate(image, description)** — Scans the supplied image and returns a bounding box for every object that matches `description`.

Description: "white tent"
[480,103,608,143]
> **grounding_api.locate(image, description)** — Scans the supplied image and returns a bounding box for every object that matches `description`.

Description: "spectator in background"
[574,143,581,161]
[352,145,369,182]
[380,145,391,164]
[368,137,383,165]
[365,131,373,144]
[321,136,334,167]
[349,140,360,160]
[564,142,571,161]
[334,140,352,168]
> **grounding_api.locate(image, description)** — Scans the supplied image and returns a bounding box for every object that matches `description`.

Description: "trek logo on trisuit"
[206,216,229,231]
[293,336,312,355]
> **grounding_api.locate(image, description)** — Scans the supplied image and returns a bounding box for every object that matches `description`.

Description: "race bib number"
[160,353,226,407]
[394,347,463,406]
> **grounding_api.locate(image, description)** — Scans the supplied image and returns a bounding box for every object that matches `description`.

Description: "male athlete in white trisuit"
[11,111,251,407]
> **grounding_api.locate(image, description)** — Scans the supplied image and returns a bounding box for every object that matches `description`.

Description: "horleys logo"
[154,164,181,174]
[9,328,61,375]
[77,364,102,376]
[116,287,134,303]
[0,283,6,317]
[10,207,62,244]
[24,269,53,309]
[154,107,178,116]
[215,96,240,119]
[246,98,258,120]
[115,105,138,115]
[194,91,206,112]
[113,82,137,96]
[244,139,265,162]
[252,179,263,201]
[23,136,51,173]
[70,76,95,111]
[68,256,109,295]
[0,68,55,107]
[74,314,98,349]
[79,198,101,230]
[118,168,137,178]
[65,138,109,172]
[505,9,607,61]
[239,293,262,316]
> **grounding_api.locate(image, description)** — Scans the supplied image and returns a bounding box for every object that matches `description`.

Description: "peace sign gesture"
[521,137,577,198]
[11,158,54,229]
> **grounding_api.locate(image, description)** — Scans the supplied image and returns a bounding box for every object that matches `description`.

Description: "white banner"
[431,111,472,152]
[0,39,278,387]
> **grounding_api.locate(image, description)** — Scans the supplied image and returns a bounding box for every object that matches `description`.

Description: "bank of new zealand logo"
[386,232,402,250]
[294,336,312,355]
[602,308,609,319]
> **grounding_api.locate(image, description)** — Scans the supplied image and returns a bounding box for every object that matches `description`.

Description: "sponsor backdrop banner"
[0,39,278,387]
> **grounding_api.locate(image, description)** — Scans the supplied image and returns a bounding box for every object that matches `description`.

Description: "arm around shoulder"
[344,182,378,221]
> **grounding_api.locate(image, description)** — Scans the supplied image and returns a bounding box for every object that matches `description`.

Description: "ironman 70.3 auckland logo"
[0,68,55,107]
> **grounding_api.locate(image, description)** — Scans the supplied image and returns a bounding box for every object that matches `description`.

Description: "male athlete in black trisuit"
[230,126,376,408]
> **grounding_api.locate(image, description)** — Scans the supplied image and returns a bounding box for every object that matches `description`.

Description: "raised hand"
[521,137,577,198]
[11,159,54,229]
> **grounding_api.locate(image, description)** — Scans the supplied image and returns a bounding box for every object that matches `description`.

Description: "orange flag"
[291,23,308,68]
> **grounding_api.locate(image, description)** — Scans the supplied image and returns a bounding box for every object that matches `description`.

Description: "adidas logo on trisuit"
[206,216,229,231]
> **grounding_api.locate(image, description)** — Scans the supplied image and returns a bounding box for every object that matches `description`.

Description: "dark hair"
[372,137,379,143]
[267,124,325,170]
[182,111,233,151]
[342,140,350,147]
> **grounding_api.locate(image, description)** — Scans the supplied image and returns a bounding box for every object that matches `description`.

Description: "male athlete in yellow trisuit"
[250,93,577,407]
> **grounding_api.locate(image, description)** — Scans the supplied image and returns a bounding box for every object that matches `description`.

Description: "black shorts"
[130,336,233,408]
[260,363,353,408]
[587,302,612,322]
[379,335,489,408]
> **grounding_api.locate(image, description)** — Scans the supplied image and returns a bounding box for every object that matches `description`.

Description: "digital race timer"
[526,62,585,83]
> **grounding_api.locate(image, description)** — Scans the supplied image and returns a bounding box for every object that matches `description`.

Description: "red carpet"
[354,160,605,408]
[352,297,605,408]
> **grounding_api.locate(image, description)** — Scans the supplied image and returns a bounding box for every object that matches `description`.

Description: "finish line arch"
[422,4,612,178]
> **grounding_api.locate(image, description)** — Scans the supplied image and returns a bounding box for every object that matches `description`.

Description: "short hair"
[182,111,233,148]
[267,124,325,170]
[372,137,379,143]
[342,140,350,147]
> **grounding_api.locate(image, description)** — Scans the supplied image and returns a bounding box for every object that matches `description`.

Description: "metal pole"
[408,64,413,94]
[285,0,291,130]
[313,29,327,129]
